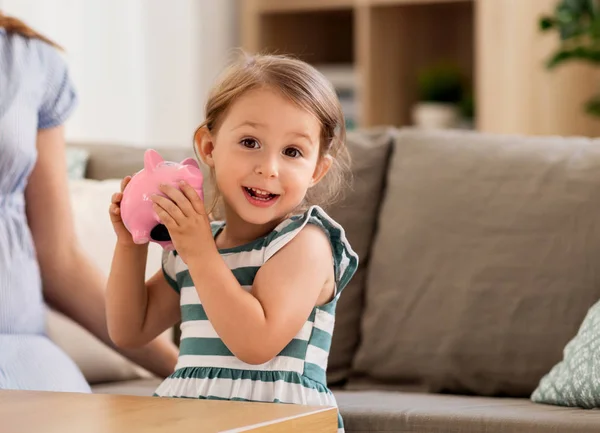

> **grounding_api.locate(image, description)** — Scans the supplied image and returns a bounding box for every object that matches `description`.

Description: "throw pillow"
[325,128,393,385]
[531,299,600,408]
[66,147,89,179]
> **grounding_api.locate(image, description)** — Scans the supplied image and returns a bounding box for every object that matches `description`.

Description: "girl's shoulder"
[265,206,359,294]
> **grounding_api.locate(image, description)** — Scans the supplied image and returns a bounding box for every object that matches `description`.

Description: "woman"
[0,12,178,392]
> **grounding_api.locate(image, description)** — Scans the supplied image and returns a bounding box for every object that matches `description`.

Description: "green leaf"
[417,63,465,104]
[540,1,600,118]
[540,17,556,31]
[547,46,600,68]
[561,0,596,16]
[584,94,600,117]
[551,0,600,40]
[590,16,600,39]
[459,92,475,119]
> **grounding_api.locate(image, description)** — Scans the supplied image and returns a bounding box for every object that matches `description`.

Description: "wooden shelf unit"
[241,0,473,130]
[241,0,600,137]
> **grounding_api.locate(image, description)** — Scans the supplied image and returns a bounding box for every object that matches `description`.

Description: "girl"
[106,53,358,432]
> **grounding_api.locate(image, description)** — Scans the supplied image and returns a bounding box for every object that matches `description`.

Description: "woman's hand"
[151,181,215,263]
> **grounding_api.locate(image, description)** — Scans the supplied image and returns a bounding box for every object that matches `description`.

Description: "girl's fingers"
[121,175,132,192]
[109,204,121,220]
[153,202,178,228]
[111,192,123,204]
[159,183,195,217]
[179,182,205,215]
[151,194,185,223]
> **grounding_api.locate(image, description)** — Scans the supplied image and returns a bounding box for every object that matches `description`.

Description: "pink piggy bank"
[120,149,204,250]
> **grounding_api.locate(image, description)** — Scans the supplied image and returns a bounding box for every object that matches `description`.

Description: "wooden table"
[0,390,338,432]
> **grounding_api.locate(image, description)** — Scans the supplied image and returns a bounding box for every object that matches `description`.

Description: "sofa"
[51,128,600,432]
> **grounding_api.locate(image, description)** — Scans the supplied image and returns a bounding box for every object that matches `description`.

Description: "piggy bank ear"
[144,149,164,171]
[181,157,199,169]
[181,161,204,186]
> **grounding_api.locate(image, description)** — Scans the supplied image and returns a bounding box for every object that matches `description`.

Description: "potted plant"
[412,62,468,129]
[539,0,600,117]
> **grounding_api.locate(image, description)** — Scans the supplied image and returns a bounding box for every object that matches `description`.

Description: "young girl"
[106,53,358,432]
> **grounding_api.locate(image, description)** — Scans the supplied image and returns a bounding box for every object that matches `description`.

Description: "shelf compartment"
[259,9,354,64]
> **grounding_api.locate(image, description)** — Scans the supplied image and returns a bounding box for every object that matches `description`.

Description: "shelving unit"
[241,0,600,137]
[241,0,473,130]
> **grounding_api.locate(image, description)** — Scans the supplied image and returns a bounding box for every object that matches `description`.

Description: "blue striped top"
[0,28,90,392]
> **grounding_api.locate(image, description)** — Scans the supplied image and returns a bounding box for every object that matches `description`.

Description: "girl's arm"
[28,126,178,378]
[187,224,334,365]
[106,245,181,349]
[151,182,334,365]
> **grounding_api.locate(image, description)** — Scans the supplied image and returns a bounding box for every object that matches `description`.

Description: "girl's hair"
[195,52,351,215]
[0,10,62,50]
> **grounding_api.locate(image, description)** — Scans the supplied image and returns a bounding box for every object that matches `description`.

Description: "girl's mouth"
[243,187,280,207]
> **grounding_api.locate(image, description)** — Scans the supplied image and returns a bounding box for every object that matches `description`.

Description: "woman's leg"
[0,334,91,393]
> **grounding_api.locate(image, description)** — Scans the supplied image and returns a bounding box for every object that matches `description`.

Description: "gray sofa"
[56,128,600,432]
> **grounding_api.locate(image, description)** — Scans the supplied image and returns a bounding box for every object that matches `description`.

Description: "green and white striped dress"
[154,205,358,432]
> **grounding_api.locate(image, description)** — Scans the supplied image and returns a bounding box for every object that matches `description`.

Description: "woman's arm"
[26,125,179,377]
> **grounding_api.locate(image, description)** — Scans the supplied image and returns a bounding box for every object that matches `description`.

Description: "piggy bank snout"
[131,229,150,244]
[129,220,172,246]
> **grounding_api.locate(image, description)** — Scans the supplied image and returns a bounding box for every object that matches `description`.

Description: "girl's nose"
[254,156,278,178]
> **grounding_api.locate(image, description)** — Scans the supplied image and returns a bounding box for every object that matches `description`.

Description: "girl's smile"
[242,186,280,207]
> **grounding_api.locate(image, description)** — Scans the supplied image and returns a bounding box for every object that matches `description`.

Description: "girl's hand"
[151,182,215,263]
[109,176,141,247]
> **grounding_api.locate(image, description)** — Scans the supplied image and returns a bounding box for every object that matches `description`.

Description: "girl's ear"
[310,154,333,187]
[194,127,215,168]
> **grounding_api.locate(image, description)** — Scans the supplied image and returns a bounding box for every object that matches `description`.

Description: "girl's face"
[199,87,332,226]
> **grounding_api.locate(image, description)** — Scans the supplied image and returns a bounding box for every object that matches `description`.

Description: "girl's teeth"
[245,187,275,201]
[251,188,270,196]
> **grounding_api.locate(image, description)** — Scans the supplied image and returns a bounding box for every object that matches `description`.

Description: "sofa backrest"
[64,128,600,398]
[350,128,600,397]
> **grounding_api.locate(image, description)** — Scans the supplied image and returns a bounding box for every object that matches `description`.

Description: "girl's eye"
[283,147,302,158]
[240,138,259,149]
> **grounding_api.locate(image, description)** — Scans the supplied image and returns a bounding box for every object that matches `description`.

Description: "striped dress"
[154,205,358,432]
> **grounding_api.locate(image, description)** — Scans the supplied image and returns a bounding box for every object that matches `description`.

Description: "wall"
[2,0,238,147]
[476,0,600,137]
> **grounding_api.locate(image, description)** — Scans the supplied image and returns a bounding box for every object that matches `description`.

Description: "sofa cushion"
[66,147,89,179]
[67,143,197,181]
[336,391,600,433]
[325,128,393,385]
[352,128,600,397]
[532,298,600,408]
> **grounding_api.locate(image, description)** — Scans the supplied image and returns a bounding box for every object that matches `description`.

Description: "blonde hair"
[0,11,62,50]
[195,52,351,216]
